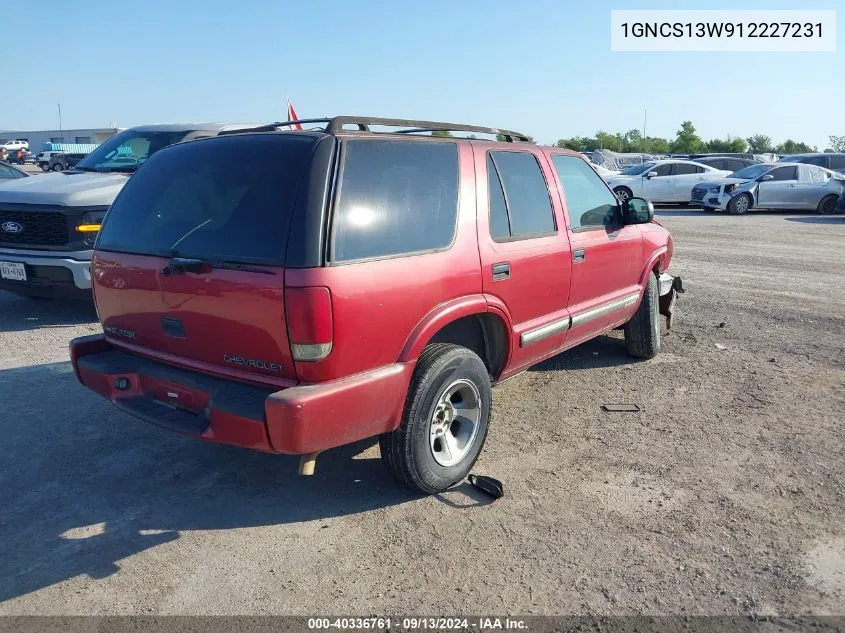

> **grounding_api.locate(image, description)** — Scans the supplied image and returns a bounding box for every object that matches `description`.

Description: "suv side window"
[829,155,845,170]
[551,154,619,230]
[332,140,459,262]
[805,156,827,167]
[488,151,555,239]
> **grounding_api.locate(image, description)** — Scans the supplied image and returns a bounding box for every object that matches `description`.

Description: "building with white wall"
[0,127,122,151]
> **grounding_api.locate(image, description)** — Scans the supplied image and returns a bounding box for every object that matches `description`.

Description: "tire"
[624,272,661,359]
[817,194,838,215]
[51,163,63,172]
[613,187,633,204]
[39,163,49,172]
[727,192,752,215]
[380,343,492,494]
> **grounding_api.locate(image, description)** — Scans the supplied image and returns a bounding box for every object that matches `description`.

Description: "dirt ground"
[0,209,843,616]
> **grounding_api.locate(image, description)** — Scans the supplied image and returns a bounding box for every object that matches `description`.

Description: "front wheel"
[613,187,632,204]
[727,193,752,215]
[624,273,661,359]
[817,194,838,215]
[380,343,492,494]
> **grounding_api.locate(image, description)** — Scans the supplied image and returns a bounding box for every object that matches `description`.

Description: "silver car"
[691,163,845,215]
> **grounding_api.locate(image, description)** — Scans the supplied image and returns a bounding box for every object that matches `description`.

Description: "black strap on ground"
[469,474,504,500]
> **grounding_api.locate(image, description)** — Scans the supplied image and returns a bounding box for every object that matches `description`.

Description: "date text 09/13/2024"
[307,617,528,630]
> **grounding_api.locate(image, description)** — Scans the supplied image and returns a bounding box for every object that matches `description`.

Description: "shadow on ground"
[0,360,424,602]
[529,334,636,372]
[784,216,845,224]
[0,292,98,333]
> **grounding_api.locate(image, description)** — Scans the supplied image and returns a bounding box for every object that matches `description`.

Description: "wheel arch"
[399,295,512,380]
[639,246,668,287]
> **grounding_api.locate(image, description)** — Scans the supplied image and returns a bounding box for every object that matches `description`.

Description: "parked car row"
[590,153,845,215]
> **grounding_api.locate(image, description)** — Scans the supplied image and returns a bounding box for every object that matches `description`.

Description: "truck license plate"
[0,261,27,281]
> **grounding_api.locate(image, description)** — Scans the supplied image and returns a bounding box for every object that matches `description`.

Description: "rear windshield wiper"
[161,255,274,276]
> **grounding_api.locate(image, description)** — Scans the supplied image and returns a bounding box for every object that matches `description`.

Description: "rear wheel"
[727,193,752,215]
[51,163,63,172]
[624,273,661,359]
[817,194,838,215]
[380,343,491,494]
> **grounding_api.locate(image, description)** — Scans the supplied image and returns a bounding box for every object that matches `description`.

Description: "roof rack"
[218,116,532,143]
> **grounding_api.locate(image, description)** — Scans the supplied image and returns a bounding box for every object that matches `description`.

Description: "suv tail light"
[285,287,333,362]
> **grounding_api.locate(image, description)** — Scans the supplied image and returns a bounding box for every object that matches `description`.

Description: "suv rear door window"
[97,134,318,265]
[551,154,618,230]
[332,140,459,262]
[488,151,555,238]
[829,155,845,170]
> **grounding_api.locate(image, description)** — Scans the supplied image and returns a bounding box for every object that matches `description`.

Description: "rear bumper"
[69,335,414,455]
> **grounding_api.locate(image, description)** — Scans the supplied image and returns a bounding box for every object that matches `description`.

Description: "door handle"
[492,262,510,281]
[573,248,585,263]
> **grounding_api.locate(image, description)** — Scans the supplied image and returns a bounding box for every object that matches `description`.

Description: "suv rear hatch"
[93,133,323,386]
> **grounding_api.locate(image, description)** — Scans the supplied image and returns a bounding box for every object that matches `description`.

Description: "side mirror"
[646,171,658,179]
[624,197,654,224]
[758,174,774,182]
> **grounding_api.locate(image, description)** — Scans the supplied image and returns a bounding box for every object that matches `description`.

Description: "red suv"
[70,116,682,494]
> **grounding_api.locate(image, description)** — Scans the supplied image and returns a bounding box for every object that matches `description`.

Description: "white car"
[588,162,620,178]
[605,159,730,204]
[2,140,29,152]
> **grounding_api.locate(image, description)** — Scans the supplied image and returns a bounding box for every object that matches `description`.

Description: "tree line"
[554,121,845,155]
[431,125,845,155]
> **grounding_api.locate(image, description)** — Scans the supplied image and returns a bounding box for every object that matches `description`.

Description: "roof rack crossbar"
[219,116,531,142]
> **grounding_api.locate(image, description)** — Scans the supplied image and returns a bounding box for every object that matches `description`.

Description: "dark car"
[70,115,683,494]
[695,156,763,172]
[778,153,845,174]
[47,152,87,172]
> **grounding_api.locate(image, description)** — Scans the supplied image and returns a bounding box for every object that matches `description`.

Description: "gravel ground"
[0,209,843,616]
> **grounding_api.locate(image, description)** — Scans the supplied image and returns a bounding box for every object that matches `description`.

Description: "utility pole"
[643,108,647,139]
[58,104,63,134]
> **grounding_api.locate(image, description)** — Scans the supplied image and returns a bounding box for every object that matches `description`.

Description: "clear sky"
[1,0,841,149]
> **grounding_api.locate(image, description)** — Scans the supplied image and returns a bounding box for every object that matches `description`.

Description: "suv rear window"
[487,151,555,239]
[332,140,458,262]
[97,134,318,265]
